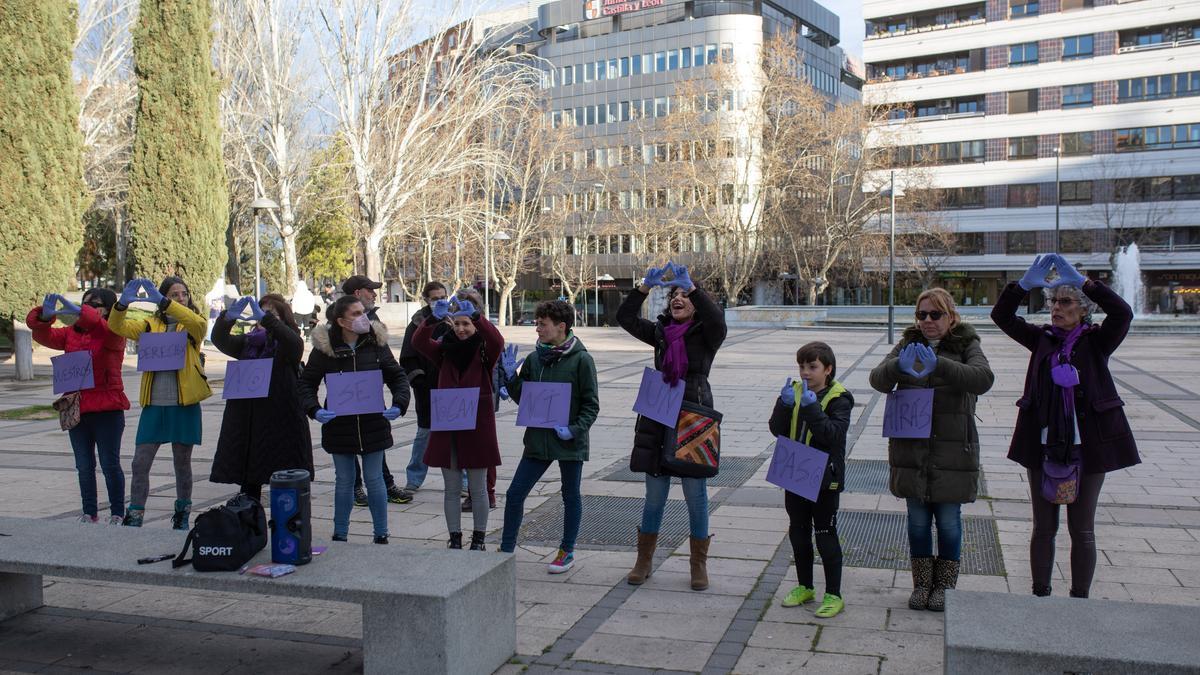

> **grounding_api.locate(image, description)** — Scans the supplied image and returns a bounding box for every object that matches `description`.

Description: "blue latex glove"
[914,344,938,379]
[118,280,143,307]
[40,294,60,319]
[555,426,574,441]
[666,263,694,291]
[498,386,509,401]
[1018,254,1056,291]
[315,408,337,424]
[141,279,165,305]
[897,343,921,379]
[799,379,818,407]
[247,297,266,322]
[642,264,670,288]
[431,298,451,320]
[57,297,81,315]
[780,377,796,407]
[451,299,476,318]
[382,406,402,421]
[501,344,519,379]
[1050,254,1087,288]
[225,297,250,320]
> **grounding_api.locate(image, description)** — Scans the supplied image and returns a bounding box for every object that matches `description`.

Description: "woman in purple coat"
[991,253,1139,599]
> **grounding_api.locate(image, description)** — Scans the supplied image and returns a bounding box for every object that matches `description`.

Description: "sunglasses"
[1050,297,1077,307]
[916,311,946,321]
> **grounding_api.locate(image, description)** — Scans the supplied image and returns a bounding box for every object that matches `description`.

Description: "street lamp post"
[1054,144,1061,254]
[249,197,279,296]
[881,172,903,345]
[483,226,510,321]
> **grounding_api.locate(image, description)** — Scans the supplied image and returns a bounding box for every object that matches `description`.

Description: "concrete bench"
[0,516,514,675]
[945,590,1200,674]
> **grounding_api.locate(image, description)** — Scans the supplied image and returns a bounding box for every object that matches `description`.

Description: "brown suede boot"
[689,535,712,591]
[626,529,657,585]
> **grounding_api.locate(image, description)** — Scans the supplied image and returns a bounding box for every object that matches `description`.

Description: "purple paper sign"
[882,388,935,439]
[136,331,187,372]
[223,358,274,400]
[631,367,685,426]
[430,387,480,431]
[515,382,572,429]
[325,370,385,416]
[767,436,829,502]
[51,351,94,394]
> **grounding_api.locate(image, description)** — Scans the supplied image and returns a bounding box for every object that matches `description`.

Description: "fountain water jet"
[1112,243,1146,316]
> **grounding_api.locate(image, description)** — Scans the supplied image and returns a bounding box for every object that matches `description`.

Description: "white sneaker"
[77,513,98,524]
[106,514,124,525]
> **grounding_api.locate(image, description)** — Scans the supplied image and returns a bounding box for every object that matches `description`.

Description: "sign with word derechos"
[882,388,935,439]
[584,0,666,20]
[431,387,480,431]
[516,382,572,429]
[631,367,684,427]
[766,436,829,502]
[137,331,187,372]
[51,351,95,394]
[222,358,274,400]
[325,370,385,416]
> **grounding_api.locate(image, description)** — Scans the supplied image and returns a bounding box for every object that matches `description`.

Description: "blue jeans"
[405,426,431,489]
[642,475,708,539]
[500,458,583,553]
[906,499,962,561]
[67,411,126,517]
[334,452,387,537]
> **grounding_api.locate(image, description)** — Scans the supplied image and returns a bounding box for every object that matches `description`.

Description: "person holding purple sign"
[298,295,410,545]
[617,261,727,591]
[768,342,854,618]
[27,289,130,525]
[870,288,994,612]
[412,293,504,551]
[210,294,314,503]
[110,277,213,529]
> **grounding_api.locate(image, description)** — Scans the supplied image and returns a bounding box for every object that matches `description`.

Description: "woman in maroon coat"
[412,294,504,551]
[991,253,1139,599]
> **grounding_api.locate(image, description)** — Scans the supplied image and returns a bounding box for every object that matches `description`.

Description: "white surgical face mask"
[350,314,371,334]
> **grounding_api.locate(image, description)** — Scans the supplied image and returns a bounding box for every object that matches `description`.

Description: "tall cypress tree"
[0,1,87,318]
[127,0,228,287]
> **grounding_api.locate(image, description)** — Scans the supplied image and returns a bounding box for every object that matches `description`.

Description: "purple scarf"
[661,321,692,386]
[1040,323,1089,460]
[242,327,276,359]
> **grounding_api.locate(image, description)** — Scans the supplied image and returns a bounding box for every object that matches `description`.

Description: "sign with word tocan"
[584,0,667,20]
[431,387,480,431]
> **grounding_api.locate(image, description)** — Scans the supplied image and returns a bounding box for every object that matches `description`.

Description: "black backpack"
[173,495,268,572]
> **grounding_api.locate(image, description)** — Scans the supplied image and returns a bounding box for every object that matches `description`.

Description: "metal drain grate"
[845,459,988,497]
[518,495,714,551]
[598,456,766,488]
[826,511,1004,576]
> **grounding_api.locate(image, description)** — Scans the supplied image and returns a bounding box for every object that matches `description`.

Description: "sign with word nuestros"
[516,382,571,429]
[325,370,385,416]
[882,388,935,439]
[766,436,829,502]
[631,367,685,426]
[222,358,274,400]
[136,331,187,372]
[583,0,666,21]
[431,387,480,431]
[51,351,95,394]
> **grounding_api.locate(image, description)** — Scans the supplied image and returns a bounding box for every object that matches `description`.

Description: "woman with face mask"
[27,289,129,525]
[298,295,410,544]
[210,294,314,503]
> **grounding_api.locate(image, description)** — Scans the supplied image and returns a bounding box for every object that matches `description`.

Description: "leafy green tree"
[297,145,355,284]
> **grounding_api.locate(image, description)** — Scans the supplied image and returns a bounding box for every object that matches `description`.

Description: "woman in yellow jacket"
[110,277,212,529]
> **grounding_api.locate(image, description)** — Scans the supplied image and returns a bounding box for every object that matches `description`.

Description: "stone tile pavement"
[1,322,1198,673]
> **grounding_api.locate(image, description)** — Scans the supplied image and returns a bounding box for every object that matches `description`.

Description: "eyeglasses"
[84,302,105,309]
[916,311,946,321]
[1050,297,1077,307]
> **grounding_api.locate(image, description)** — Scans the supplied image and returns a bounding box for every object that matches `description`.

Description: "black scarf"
[1035,324,1090,463]
[441,331,483,374]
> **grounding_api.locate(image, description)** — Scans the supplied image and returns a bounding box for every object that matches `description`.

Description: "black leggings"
[1027,467,1105,597]
[785,490,842,597]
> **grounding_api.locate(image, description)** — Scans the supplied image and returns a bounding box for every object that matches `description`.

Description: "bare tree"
[1076,154,1176,269]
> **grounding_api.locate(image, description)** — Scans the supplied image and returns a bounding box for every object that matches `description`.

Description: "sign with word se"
[631,367,685,427]
[431,387,480,431]
[222,358,274,400]
[516,382,571,429]
[51,351,94,394]
[325,370,385,416]
[766,436,829,502]
[882,388,934,439]
[137,331,187,372]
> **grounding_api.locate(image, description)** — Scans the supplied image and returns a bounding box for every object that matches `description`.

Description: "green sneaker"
[781,585,815,607]
[814,593,844,618]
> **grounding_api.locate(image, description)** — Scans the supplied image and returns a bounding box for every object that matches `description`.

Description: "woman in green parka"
[870,288,994,612]
[499,300,600,574]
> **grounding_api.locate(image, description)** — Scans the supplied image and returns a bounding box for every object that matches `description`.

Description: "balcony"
[867,17,984,41]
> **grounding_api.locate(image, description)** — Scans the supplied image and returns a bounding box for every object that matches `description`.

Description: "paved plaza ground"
[1,321,1199,674]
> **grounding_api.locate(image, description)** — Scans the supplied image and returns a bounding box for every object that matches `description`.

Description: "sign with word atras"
[584,0,666,20]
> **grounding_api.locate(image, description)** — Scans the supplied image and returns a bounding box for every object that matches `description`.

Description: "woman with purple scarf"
[992,254,1139,599]
[617,262,727,591]
[210,294,314,502]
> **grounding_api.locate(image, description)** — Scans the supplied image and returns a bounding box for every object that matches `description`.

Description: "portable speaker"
[269,469,312,565]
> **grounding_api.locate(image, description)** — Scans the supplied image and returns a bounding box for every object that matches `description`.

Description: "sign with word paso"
[631,367,685,427]
[325,370,385,416]
[51,351,95,394]
[584,0,666,20]
[882,388,935,439]
[766,436,829,502]
[430,387,480,431]
[516,382,571,429]
[222,358,274,400]
[136,331,187,372]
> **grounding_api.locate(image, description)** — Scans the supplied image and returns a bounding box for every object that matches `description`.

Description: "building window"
[707,43,718,65]
[1007,230,1038,253]
[654,51,666,72]
[1008,184,1040,207]
[1061,131,1094,156]
[681,47,691,68]
[1062,0,1094,10]
[1117,123,1200,151]
[562,66,573,86]
[1062,84,1094,108]
[1008,136,1039,159]
[941,186,985,209]
[1060,181,1093,205]
[1010,42,1039,67]
[668,50,679,70]
[1119,71,1200,102]
[721,43,734,64]
[1117,175,1200,201]
[1060,229,1093,254]
[1010,0,1039,18]
[1008,89,1039,114]
[1062,35,1094,60]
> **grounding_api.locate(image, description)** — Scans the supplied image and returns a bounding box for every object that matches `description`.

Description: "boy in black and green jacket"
[499,300,600,574]
[768,341,854,618]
